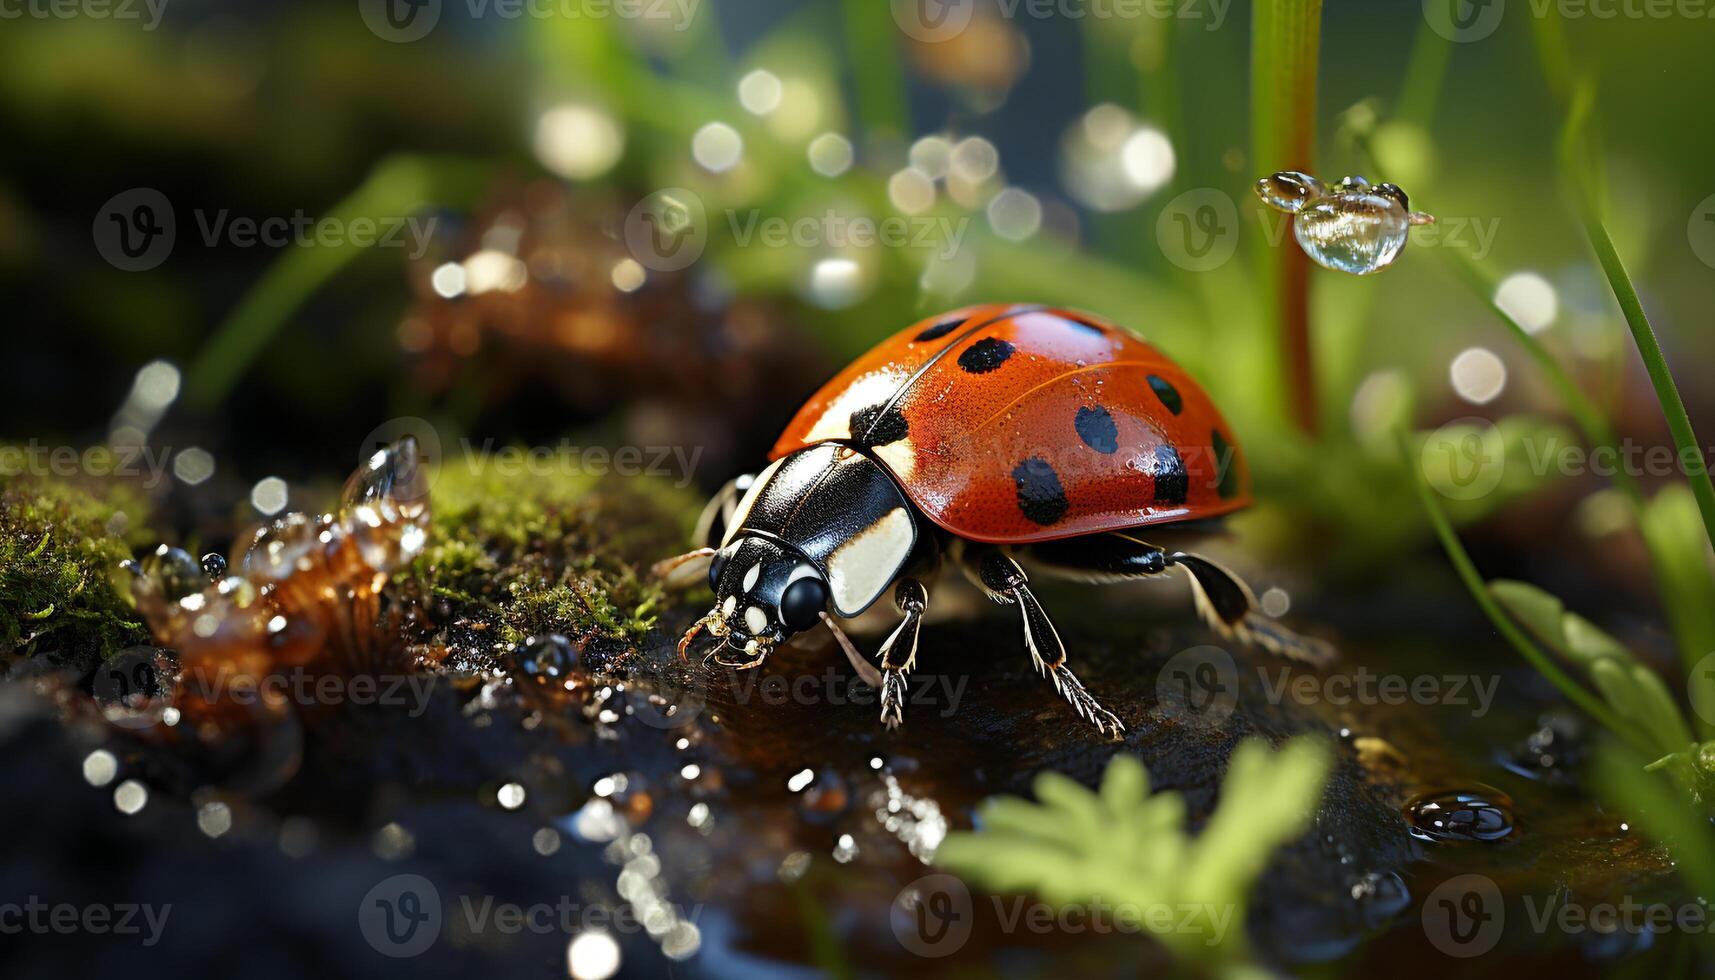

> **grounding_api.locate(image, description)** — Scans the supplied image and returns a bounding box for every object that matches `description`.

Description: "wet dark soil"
[1,561,1684,979]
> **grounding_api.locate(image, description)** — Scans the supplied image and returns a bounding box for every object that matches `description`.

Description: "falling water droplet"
[1404,785,1515,842]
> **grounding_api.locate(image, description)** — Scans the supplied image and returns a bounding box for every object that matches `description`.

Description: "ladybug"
[657,305,1328,735]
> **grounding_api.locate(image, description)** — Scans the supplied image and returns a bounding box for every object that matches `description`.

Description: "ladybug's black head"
[693,535,830,664]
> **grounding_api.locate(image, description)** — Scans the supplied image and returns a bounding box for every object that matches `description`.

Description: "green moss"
[408,454,701,649]
[0,471,151,661]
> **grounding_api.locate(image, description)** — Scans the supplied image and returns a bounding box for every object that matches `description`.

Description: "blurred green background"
[2,0,1712,590]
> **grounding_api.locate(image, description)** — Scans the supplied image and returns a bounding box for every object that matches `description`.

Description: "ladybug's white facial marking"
[742,562,761,591]
[743,605,769,635]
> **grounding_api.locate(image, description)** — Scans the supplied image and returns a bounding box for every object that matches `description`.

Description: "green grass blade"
[1250,0,1323,435]
[184,155,488,411]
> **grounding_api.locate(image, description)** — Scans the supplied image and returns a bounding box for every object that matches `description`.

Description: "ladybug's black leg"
[965,549,1124,737]
[876,579,928,729]
[1025,533,1333,664]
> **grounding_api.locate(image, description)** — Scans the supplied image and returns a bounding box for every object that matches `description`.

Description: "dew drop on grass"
[1255,171,1434,275]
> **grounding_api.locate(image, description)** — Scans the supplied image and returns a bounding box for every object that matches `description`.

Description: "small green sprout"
[934,737,1331,974]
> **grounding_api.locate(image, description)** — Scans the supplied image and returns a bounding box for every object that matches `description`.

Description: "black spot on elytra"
[1074,405,1118,454]
[1012,456,1069,525]
[1211,429,1239,499]
[958,337,1016,374]
[1151,445,1188,505]
[1147,374,1183,415]
[849,403,909,447]
[914,316,963,342]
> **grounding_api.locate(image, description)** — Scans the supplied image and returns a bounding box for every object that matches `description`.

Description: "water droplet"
[1255,171,1434,274]
[798,769,849,824]
[1292,189,1411,275]
[139,545,204,602]
[1349,871,1412,928]
[1498,712,1585,785]
[515,634,584,688]
[200,552,227,579]
[1405,786,1515,842]
[1254,170,1325,213]
[340,438,431,572]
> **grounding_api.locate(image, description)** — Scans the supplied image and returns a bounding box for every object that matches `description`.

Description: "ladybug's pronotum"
[657,305,1329,736]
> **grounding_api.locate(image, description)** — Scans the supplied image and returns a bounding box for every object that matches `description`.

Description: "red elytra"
[770,304,1250,544]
